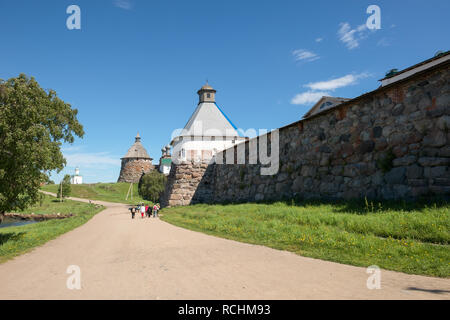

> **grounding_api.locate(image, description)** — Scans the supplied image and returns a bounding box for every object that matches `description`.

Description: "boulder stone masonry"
[118,158,154,183]
[161,61,450,207]
[161,161,215,207]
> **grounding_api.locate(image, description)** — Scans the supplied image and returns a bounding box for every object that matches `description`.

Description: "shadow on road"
[406,287,450,295]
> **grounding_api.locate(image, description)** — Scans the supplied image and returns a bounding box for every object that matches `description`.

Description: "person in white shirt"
[140,204,145,219]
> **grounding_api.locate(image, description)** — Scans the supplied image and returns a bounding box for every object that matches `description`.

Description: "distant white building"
[379,51,450,87]
[170,82,247,163]
[303,96,350,118]
[159,145,172,176]
[71,167,83,185]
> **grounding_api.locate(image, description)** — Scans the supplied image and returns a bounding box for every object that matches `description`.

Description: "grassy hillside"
[161,199,450,277]
[41,182,146,205]
[0,194,104,263]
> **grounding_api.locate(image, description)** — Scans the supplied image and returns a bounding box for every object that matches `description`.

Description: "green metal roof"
[161,158,172,165]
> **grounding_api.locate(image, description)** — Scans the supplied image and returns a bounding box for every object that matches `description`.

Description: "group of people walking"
[129,203,160,219]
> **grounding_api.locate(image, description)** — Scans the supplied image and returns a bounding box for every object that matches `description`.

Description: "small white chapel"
[70,167,83,185]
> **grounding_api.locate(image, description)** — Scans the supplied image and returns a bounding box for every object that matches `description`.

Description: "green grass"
[13,194,96,215]
[41,182,146,205]
[161,199,450,278]
[0,194,104,263]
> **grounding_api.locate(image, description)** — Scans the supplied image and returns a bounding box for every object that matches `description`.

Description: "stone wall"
[161,61,450,206]
[160,162,215,207]
[117,158,154,183]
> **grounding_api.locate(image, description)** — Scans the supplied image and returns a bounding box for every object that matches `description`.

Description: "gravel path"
[0,194,448,300]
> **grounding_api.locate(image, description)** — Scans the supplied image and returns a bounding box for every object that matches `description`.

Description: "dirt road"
[0,195,448,300]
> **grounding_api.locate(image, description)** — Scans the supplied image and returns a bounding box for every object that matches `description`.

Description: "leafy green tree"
[138,171,167,202]
[57,174,72,200]
[0,74,83,223]
[44,175,55,185]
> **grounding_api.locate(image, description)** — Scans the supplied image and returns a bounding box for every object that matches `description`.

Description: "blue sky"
[1,0,448,183]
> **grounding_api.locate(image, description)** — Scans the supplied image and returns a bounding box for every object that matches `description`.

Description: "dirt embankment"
[4,213,74,221]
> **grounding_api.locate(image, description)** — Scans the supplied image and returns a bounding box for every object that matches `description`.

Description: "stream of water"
[0,217,38,229]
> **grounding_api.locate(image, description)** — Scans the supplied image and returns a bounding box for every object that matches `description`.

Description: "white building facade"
[71,167,83,185]
[170,83,246,164]
[159,146,172,176]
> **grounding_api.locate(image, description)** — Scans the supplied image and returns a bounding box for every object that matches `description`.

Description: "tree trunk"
[0,211,4,224]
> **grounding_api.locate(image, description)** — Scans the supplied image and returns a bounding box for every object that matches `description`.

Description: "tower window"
[207,93,211,98]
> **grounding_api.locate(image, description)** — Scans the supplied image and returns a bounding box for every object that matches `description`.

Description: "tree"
[57,174,72,201]
[44,175,55,185]
[0,74,83,223]
[138,171,167,203]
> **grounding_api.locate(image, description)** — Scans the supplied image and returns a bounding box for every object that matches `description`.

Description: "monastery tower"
[117,133,154,183]
[170,82,246,164]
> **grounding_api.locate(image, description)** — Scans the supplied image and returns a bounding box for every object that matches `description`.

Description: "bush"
[57,174,71,200]
[138,171,167,202]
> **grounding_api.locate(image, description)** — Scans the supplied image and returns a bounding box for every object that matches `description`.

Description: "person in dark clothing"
[129,206,136,219]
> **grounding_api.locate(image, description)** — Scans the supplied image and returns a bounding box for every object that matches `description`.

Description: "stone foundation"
[160,161,214,207]
[117,158,154,183]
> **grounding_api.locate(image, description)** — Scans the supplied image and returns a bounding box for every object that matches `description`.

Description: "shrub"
[57,174,71,200]
[138,171,167,202]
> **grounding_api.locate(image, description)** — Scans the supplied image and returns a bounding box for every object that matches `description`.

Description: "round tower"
[117,133,154,183]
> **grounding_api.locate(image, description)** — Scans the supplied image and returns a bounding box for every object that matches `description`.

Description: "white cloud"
[377,37,390,47]
[291,72,371,106]
[292,49,320,62]
[291,91,329,105]
[338,22,368,50]
[305,73,370,91]
[64,152,120,169]
[114,0,133,10]
[315,38,323,43]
